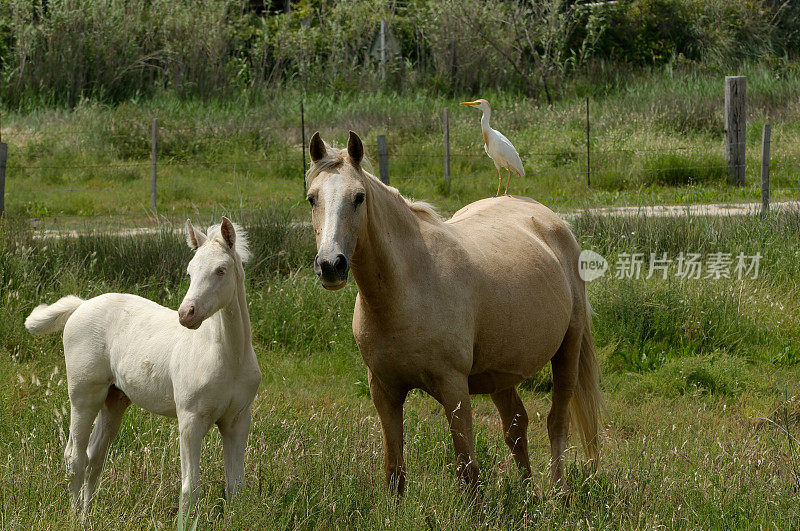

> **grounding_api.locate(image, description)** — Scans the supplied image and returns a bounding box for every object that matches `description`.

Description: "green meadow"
[4,64,800,230]
[3,0,800,527]
[2,207,799,528]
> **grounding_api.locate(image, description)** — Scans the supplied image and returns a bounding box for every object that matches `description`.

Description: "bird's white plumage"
[461,99,525,195]
[484,127,525,176]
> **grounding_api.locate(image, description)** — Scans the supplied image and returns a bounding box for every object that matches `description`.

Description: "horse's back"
[448,195,580,278]
[65,293,174,344]
[446,196,583,390]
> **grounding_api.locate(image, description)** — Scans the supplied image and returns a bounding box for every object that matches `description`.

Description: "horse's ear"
[309,131,327,162]
[347,130,363,166]
[185,219,207,250]
[220,216,236,250]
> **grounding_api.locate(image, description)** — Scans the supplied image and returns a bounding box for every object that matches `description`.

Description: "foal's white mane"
[305,142,441,222]
[198,222,252,263]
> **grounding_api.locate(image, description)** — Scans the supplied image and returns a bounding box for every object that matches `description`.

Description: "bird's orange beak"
[460,101,479,106]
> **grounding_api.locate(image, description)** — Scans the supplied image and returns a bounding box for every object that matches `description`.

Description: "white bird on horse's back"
[461,98,525,196]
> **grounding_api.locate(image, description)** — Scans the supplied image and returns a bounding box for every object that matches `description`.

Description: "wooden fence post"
[301,101,307,193]
[443,108,451,193]
[761,123,770,214]
[377,134,389,184]
[150,118,158,212]
[380,19,387,81]
[0,142,6,220]
[725,76,746,186]
[585,96,591,187]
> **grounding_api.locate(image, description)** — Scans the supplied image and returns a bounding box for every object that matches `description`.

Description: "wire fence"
[2,109,800,217]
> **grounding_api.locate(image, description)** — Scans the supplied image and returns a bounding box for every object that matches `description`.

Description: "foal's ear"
[309,131,327,162]
[185,219,207,250]
[347,130,363,166]
[220,216,236,250]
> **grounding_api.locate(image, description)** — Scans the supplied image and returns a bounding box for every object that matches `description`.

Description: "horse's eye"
[216,267,226,276]
[307,194,316,207]
[354,192,365,206]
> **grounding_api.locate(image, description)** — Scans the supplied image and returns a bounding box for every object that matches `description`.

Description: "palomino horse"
[25,218,260,517]
[306,131,602,493]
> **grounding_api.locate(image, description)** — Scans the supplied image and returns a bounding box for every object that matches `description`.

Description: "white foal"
[25,217,261,517]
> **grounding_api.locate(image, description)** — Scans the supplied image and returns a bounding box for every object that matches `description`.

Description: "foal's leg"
[177,411,212,507]
[436,375,479,489]
[490,387,531,478]
[548,326,581,490]
[83,386,130,514]
[65,383,108,516]
[368,370,408,495]
[219,406,252,501]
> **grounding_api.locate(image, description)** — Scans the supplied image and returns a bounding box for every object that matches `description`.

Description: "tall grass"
[2,207,800,527]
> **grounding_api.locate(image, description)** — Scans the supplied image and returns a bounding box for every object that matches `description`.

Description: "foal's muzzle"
[314,253,349,290]
[178,300,203,329]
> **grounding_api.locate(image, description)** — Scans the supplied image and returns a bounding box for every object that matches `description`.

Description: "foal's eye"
[354,192,365,206]
[215,267,226,276]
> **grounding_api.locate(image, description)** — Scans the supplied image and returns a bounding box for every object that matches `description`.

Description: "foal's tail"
[25,295,85,336]
[570,294,604,465]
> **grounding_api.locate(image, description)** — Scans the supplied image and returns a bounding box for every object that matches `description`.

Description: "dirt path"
[31,200,800,238]
[577,200,800,217]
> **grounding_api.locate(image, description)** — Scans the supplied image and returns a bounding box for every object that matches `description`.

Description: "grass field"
[4,64,800,230]
[2,205,799,528]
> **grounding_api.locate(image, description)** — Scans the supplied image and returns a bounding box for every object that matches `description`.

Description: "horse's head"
[305,131,366,290]
[178,217,250,329]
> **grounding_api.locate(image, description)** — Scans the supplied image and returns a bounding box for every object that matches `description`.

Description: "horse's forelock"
[205,222,251,263]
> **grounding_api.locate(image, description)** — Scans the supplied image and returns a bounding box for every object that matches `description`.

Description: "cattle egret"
[461,99,525,196]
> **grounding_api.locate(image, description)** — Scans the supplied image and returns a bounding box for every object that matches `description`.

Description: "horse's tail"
[25,295,85,336]
[570,293,603,465]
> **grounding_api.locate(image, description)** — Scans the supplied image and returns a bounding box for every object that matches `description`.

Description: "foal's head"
[178,217,250,329]
[305,131,367,290]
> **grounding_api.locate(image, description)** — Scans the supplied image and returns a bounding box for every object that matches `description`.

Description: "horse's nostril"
[334,254,348,275]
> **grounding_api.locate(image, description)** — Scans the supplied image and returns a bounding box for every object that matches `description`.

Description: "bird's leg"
[496,168,503,197]
[504,169,512,196]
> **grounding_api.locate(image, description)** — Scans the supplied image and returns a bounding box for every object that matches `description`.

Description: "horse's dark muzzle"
[315,253,349,287]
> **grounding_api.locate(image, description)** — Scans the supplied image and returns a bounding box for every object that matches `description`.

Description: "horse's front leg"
[435,374,479,489]
[177,411,212,508]
[368,370,408,494]
[219,406,252,501]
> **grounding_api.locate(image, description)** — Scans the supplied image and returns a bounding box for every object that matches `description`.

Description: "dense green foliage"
[1,0,798,107]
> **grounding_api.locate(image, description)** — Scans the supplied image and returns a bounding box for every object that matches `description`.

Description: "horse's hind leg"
[490,388,531,478]
[65,383,108,517]
[83,386,130,514]
[548,325,581,491]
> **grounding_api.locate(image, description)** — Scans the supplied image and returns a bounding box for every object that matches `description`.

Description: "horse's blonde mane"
[206,222,251,263]
[305,143,441,222]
